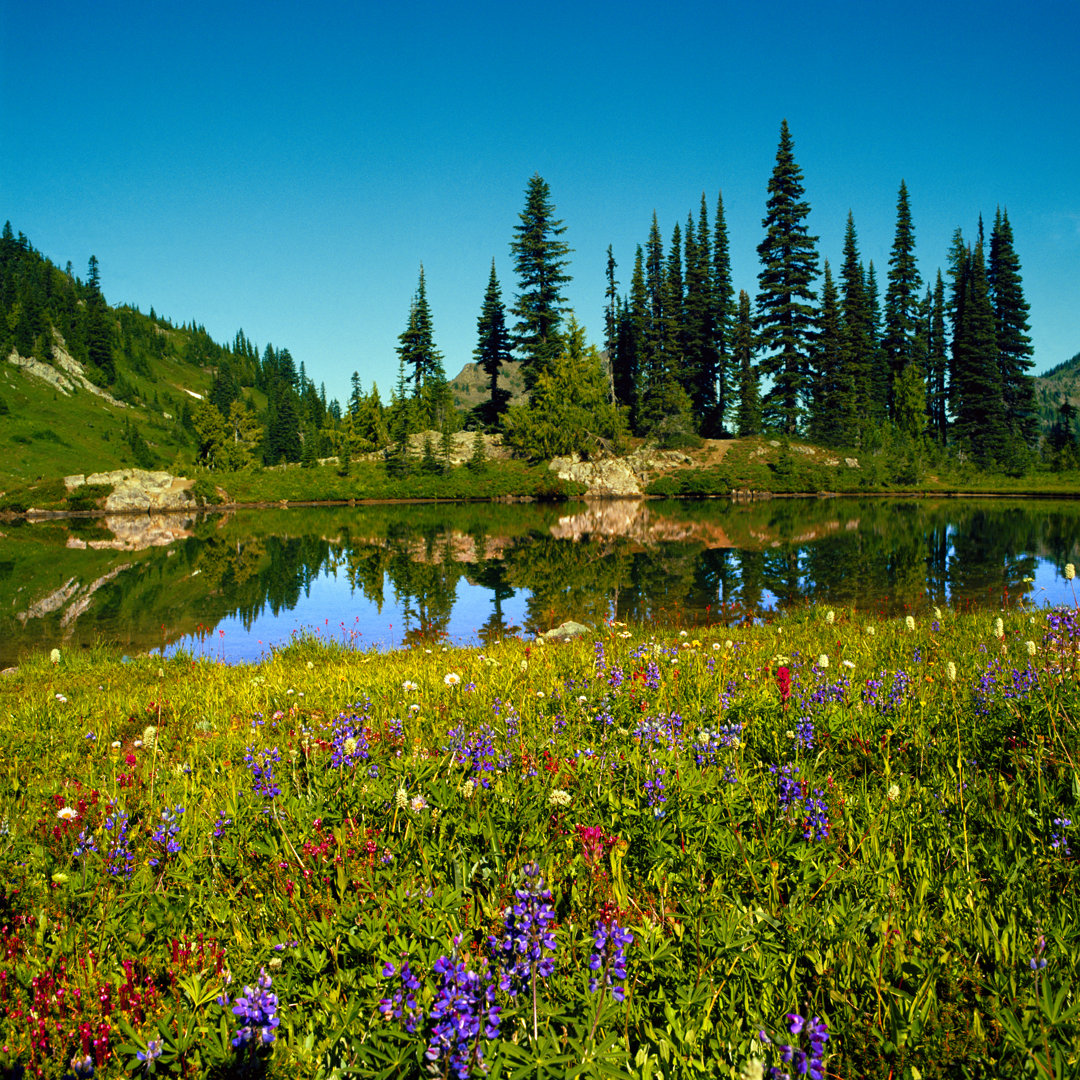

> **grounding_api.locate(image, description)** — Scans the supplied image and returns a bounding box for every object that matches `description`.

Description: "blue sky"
[2,0,1077,406]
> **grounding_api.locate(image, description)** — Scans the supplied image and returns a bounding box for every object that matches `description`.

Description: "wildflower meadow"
[0,598,1078,1078]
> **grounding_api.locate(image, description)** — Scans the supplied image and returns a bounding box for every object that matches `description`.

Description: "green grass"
[1,603,1078,1077]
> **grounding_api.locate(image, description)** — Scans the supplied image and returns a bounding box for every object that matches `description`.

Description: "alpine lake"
[2,495,1079,668]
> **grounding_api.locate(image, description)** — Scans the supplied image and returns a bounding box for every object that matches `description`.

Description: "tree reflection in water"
[0,497,1076,664]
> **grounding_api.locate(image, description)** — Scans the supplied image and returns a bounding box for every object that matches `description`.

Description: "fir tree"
[838,213,875,441]
[734,290,761,436]
[755,120,819,434]
[925,272,948,444]
[683,197,719,429]
[883,181,922,419]
[84,255,116,382]
[952,232,1004,464]
[474,261,512,428]
[510,173,572,390]
[988,209,1037,449]
[397,265,449,429]
[711,191,734,435]
[808,261,851,445]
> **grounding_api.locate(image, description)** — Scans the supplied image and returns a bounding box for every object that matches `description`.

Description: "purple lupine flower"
[103,808,135,878]
[380,958,423,1033]
[135,1037,163,1072]
[230,968,280,1049]
[149,804,184,868]
[490,863,558,996]
[329,709,375,771]
[424,955,501,1080]
[771,763,801,808]
[244,746,282,800]
[588,919,633,1002]
[794,716,815,752]
[766,1011,829,1080]
[801,790,830,843]
[1051,817,1072,854]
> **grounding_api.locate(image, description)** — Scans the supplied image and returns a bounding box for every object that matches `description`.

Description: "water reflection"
[1,497,1078,665]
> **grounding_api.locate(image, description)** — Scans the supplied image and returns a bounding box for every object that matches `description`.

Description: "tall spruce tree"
[755,120,819,434]
[474,261,512,429]
[952,232,1004,464]
[84,255,116,382]
[510,173,572,391]
[988,209,1037,450]
[925,273,949,444]
[734,290,761,436]
[838,214,875,441]
[883,181,922,419]
[808,261,851,445]
[397,265,449,429]
[711,191,735,435]
[683,196,719,430]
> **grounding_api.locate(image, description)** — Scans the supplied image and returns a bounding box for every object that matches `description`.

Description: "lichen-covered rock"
[539,620,591,643]
[64,470,195,512]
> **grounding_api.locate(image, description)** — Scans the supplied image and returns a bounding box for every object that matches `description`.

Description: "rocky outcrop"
[549,448,693,497]
[7,342,129,408]
[538,620,591,643]
[62,470,196,513]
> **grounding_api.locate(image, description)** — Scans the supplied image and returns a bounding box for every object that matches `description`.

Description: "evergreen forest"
[2,120,1079,489]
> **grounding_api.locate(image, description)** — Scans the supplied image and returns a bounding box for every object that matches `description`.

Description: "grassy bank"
[1,602,1078,1077]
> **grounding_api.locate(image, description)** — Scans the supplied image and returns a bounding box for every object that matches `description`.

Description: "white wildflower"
[536,690,545,698]
[1026,640,1037,657]
[548,789,572,807]
[444,672,461,687]
[818,654,829,669]
[56,806,78,821]
[49,648,61,665]
[866,625,876,637]
[887,783,901,802]
[55,694,68,703]
[409,703,421,714]
[825,610,835,625]
[842,659,855,669]
[947,661,957,682]
[110,740,121,749]
[142,726,158,751]
[712,642,721,650]
[994,617,1004,638]
[933,606,942,621]
[905,615,916,632]
[395,787,408,809]
[402,680,418,692]
[726,639,735,650]
[307,661,314,670]
[1066,563,1076,581]
[459,779,476,798]
[740,1057,765,1080]
[409,794,428,813]
[577,695,588,705]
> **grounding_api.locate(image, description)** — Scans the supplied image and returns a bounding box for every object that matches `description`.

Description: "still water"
[2,497,1078,666]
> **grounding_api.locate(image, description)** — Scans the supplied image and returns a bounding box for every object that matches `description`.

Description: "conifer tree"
[838,214,875,441]
[755,120,819,434]
[925,273,948,444]
[474,261,512,428]
[510,173,572,390]
[397,265,449,429]
[711,191,734,434]
[603,245,619,399]
[988,209,1037,450]
[614,247,648,431]
[808,261,851,445]
[883,181,922,419]
[952,233,1004,464]
[84,255,116,382]
[683,197,719,429]
[734,290,761,436]
[865,261,889,421]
